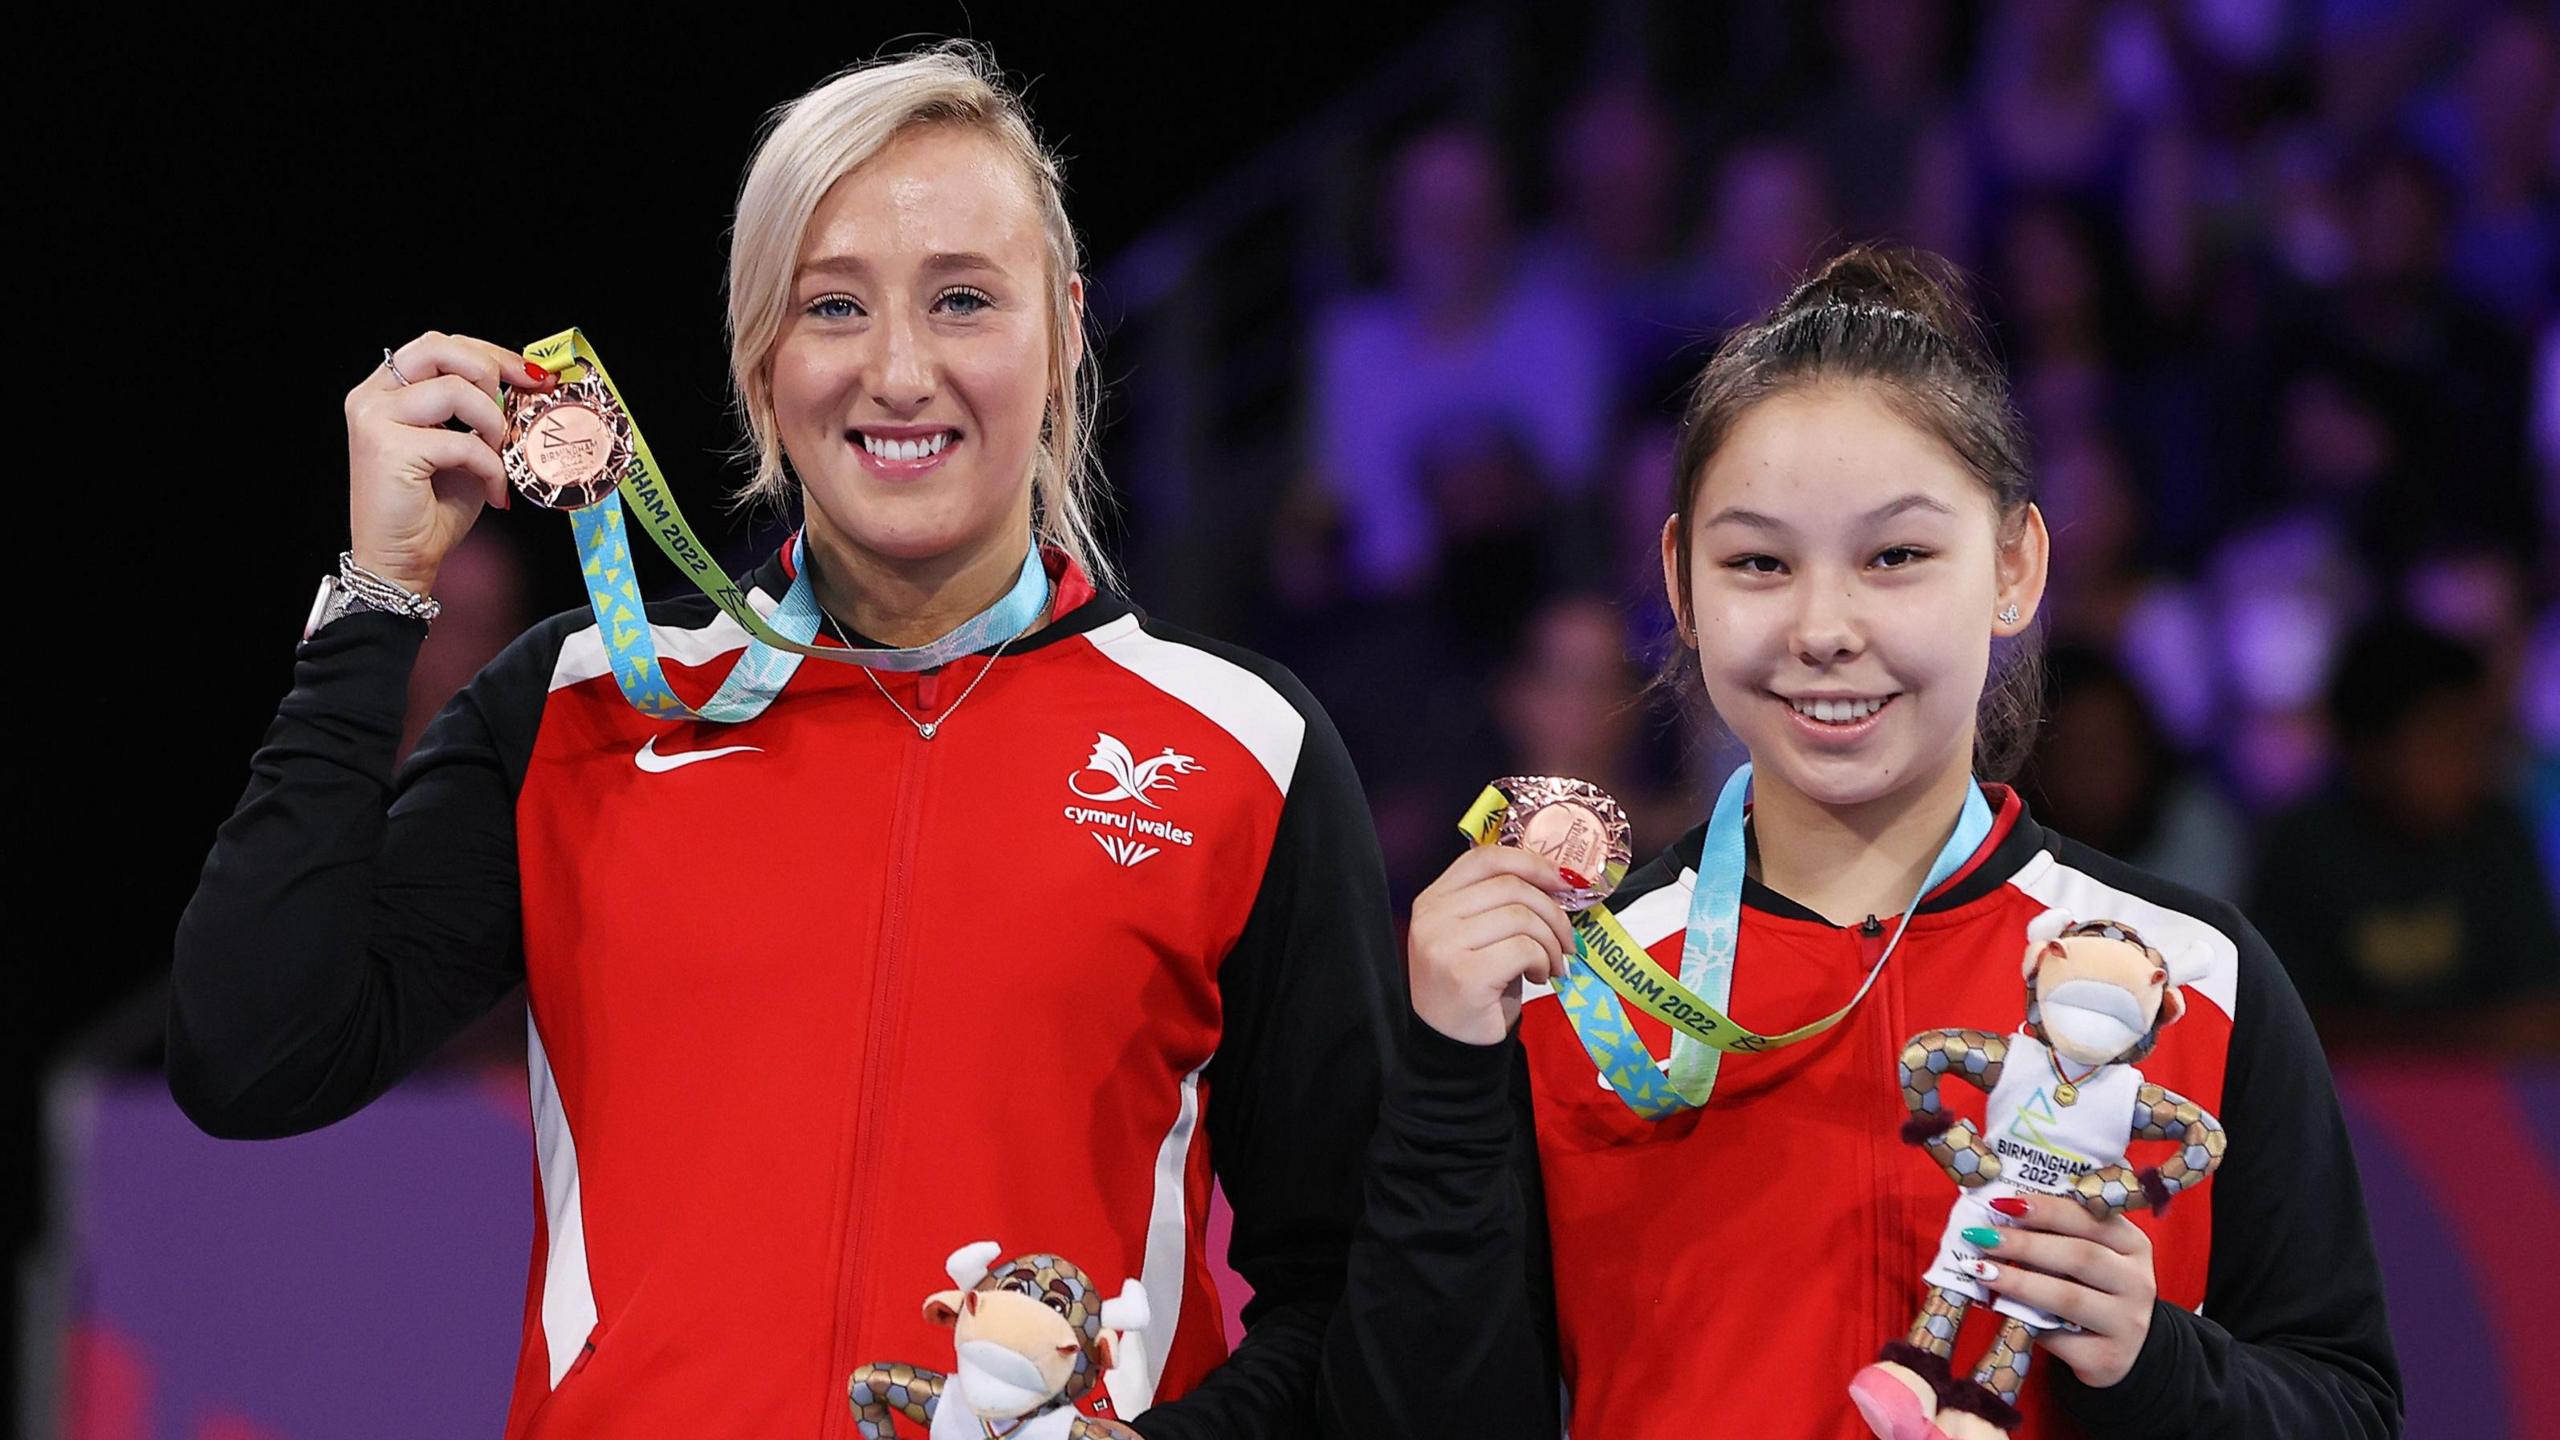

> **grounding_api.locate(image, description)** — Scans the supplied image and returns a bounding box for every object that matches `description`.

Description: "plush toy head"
[2021,911,2184,1067]
[922,1242,1150,1421]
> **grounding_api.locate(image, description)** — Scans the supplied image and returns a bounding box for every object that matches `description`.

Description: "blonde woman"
[172,43,1395,1437]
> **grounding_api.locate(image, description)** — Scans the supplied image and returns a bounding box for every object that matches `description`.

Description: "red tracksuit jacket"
[172,542,1400,1439]
[1324,785,2403,1438]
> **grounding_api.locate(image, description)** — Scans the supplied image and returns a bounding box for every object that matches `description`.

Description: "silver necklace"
[825,583,1048,741]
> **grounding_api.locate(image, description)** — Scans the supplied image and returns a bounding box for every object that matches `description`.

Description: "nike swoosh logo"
[634,736,764,773]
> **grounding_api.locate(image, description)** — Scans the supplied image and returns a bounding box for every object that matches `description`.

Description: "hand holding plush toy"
[849,1243,1150,1440]
[1849,910,2228,1440]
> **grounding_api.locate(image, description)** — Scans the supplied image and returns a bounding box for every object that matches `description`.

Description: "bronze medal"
[1491,775,1634,914]
[504,376,635,510]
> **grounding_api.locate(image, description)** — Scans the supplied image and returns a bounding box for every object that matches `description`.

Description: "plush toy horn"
[1100,1280,1151,1334]
[944,1241,1002,1290]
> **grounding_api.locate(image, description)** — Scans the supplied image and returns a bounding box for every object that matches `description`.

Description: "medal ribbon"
[521,328,1049,723]
[1457,765,1993,1119]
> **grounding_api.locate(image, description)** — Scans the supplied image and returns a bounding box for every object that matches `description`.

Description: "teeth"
[860,432,952,461]
[1790,696,1889,724]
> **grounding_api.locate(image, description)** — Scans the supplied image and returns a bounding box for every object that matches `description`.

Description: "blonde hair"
[727,41,1115,588]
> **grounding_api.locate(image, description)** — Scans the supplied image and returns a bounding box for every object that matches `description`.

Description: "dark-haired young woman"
[1321,248,2402,1438]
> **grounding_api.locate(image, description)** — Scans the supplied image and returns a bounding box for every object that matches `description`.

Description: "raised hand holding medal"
[1405,785,1592,1048]
[344,330,558,602]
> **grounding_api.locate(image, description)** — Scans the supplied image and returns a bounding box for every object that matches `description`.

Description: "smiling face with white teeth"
[768,125,1074,634]
[1663,382,2048,816]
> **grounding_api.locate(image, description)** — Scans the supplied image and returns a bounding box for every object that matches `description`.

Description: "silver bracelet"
[336,551,443,624]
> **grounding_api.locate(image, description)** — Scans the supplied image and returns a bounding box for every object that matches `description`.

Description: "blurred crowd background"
[22,1,2556,1434]
[420,0,2560,1052]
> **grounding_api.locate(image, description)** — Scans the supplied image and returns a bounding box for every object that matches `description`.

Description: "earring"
[1998,604,2021,625]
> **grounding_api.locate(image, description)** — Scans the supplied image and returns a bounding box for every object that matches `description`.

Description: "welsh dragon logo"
[1069,734,1203,807]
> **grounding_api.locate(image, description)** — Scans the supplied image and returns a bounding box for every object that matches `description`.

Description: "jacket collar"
[1655,781,2041,927]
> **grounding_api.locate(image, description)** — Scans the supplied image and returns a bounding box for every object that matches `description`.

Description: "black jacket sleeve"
[2053,908,2405,1437]
[167,610,549,1139]
[1131,665,1404,1440]
[1320,1017,1558,1440]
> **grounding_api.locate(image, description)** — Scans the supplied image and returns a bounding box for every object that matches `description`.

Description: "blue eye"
[936,286,993,315]
[806,293,861,320]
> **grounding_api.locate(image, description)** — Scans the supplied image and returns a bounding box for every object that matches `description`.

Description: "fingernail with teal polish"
[1962,1226,2003,1248]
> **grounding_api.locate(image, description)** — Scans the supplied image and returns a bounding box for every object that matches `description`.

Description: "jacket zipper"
[824,674,941,1435]
[1856,912,1895,1362]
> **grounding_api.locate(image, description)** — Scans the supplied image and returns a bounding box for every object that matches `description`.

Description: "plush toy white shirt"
[1922,1033,2145,1329]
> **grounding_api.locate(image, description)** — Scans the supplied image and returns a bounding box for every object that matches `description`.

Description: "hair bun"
[1776,244,1986,357]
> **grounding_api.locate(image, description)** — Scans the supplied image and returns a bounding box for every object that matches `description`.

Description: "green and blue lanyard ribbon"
[569,506,1044,723]
[524,327,1047,725]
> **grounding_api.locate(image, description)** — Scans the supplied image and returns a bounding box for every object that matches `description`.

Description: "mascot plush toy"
[849,1242,1150,1440]
[1849,910,2228,1439]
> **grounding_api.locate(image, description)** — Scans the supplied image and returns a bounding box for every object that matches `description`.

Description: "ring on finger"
[382,347,412,386]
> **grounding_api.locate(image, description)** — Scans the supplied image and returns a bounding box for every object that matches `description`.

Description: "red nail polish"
[1558,868,1591,891]
[525,362,549,381]
[1991,1197,2031,1217]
